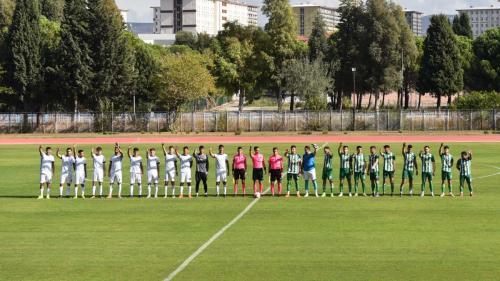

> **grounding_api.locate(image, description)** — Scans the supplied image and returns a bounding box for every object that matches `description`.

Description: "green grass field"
[1,142,500,281]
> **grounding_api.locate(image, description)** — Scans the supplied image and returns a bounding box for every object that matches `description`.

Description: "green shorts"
[402,170,414,180]
[422,172,433,181]
[383,170,395,178]
[339,168,351,179]
[287,173,299,181]
[322,168,333,181]
[460,175,472,184]
[369,171,379,180]
[441,171,452,181]
[354,172,365,181]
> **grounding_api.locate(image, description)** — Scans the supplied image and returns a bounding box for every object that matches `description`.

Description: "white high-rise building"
[152,0,258,35]
[457,5,500,38]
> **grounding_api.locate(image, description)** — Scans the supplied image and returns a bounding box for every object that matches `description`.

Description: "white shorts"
[75,172,86,185]
[40,173,53,184]
[110,171,122,184]
[164,170,176,181]
[130,173,142,184]
[60,172,73,184]
[93,169,104,182]
[148,170,159,184]
[216,170,228,182]
[303,169,316,181]
[180,168,192,183]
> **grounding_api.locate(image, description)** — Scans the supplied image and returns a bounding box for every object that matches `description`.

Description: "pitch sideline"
[163,188,270,281]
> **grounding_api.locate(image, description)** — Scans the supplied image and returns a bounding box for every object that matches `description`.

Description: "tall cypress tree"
[58,0,93,111]
[308,12,328,62]
[418,15,463,109]
[88,0,134,110]
[262,0,298,110]
[452,13,473,39]
[7,0,42,111]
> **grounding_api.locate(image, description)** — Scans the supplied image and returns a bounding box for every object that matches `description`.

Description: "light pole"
[352,67,357,131]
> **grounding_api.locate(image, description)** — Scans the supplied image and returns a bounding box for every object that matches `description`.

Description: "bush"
[234,129,242,135]
[452,91,500,109]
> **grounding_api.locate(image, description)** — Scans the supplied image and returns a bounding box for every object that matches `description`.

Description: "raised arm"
[208,148,215,158]
[39,145,44,157]
[72,144,77,159]
[92,147,96,157]
[468,150,473,160]
[439,143,444,156]
[402,143,406,156]
[338,143,342,156]
[116,143,123,156]
[174,147,180,158]
[284,149,289,157]
[161,143,167,156]
[127,146,132,158]
[56,148,62,159]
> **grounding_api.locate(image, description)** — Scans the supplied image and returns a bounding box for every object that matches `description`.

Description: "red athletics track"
[0,135,499,145]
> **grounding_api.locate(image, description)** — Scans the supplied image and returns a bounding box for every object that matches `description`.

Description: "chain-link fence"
[0,110,498,133]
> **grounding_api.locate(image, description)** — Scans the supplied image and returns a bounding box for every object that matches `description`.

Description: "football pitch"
[1,138,500,281]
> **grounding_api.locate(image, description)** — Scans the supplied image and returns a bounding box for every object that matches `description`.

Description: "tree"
[262,0,299,110]
[364,0,401,109]
[87,0,134,110]
[452,13,473,39]
[39,16,61,110]
[455,35,473,91]
[418,15,463,109]
[6,0,42,112]
[174,31,197,49]
[280,58,331,110]
[468,28,500,92]
[212,22,271,112]
[331,0,368,109]
[0,0,15,29]
[155,51,215,125]
[308,12,328,62]
[391,2,417,109]
[57,0,93,112]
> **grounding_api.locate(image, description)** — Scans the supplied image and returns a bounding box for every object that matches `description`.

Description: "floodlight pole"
[352,67,357,131]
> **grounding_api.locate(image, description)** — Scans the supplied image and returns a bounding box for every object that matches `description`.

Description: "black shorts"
[233,169,246,180]
[253,168,264,181]
[270,169,282,182]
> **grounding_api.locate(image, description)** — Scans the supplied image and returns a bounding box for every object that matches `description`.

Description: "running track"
[0,135,499,145]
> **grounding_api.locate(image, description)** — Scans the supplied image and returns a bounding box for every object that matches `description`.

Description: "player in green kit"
[457,150,473,197]
[284,145,302,197]
[321,146,334,197]
[368,146,380,197]
[419,145,436,197]
[399,143,418,196]
[439,143,454,197]
[338,143,353,197]
[380,145,396,196]
[352,146,367,196]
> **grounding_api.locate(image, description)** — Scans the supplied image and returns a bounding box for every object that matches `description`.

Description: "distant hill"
[126,22,155,35]
[421,14,455,35]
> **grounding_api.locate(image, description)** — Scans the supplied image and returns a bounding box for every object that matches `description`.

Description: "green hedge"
[452,91,500,109]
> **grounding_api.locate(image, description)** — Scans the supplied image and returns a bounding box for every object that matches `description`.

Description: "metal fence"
[0,110,498,133]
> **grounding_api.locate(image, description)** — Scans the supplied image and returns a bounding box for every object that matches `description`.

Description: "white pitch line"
[163,188,269,281]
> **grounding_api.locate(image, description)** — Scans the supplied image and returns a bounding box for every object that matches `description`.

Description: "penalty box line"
[163,188,270,281]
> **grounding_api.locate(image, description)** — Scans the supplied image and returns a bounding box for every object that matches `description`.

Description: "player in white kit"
[91,147,106,198]
[56,147,75,198]
[175,146,193,198]
[209,145,230,197]
[162,144,178,198]
[147,148,160,198]
[73,145,87,199]
[38,145,55,199]
[108,143,124,198]
[128,146,143,197]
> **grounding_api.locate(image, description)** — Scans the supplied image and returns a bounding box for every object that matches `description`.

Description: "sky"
[116,0,500,23]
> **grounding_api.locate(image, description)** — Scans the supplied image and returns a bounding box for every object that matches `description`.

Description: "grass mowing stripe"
[164,188,270,281]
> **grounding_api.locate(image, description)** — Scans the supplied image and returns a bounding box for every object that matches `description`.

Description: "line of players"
[37,142,474,199]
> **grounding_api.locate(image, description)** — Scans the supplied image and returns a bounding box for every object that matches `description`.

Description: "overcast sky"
[116,0,500,23]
